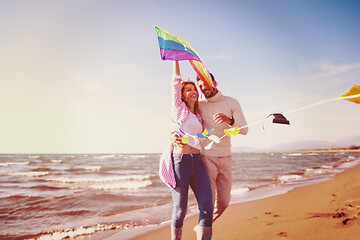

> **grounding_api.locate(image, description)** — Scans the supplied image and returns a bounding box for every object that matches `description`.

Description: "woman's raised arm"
[173,60,180,75]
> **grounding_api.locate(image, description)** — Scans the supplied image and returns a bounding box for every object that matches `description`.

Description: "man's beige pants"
[201,155,232,222]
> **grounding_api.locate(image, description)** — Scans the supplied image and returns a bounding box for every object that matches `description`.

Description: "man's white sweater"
[199,91,248,157]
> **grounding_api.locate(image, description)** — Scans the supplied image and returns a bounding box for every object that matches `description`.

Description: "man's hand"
[213,113,232,125]
[170,131,185,148]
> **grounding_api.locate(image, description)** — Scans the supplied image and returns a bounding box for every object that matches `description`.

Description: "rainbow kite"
[155,26,215,89]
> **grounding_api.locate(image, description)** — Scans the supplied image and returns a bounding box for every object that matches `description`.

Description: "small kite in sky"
[340,83,360,104]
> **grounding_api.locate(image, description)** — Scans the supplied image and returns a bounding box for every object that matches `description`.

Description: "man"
[173,73,248,222]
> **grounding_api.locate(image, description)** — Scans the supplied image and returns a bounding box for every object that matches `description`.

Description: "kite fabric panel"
[340,83,360,104]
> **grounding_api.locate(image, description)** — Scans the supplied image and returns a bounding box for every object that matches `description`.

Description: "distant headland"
[300,145,360,152]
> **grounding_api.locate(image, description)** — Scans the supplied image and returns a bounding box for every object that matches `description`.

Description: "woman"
[159,61,213,240]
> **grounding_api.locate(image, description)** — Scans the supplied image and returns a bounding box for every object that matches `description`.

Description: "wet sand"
[122,163,360,240]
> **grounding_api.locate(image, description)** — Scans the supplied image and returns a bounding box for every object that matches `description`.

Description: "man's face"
[197,76,217,98]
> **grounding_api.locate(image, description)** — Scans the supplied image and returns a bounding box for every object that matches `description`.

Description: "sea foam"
[0,162,30,167]
[231,187,250,195]
[89,180,152,190]
[46,175,150,183]
[7,171,49,177]
[277,174,302,182]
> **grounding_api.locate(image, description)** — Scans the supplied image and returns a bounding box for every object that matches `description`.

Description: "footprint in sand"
[332,212,346,218]
[277,232,288,237]
[264,212,280,217]
[342,218,354,225]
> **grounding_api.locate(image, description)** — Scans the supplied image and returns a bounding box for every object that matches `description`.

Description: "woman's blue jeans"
[171,153,213,228]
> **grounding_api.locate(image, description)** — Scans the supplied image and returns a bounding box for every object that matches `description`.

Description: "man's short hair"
[197,73,215,82]
[209,73,215,82]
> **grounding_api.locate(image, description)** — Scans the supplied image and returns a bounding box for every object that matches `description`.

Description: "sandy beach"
[111,162,360,240]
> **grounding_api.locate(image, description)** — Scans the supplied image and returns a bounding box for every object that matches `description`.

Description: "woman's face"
[182,83,198,105]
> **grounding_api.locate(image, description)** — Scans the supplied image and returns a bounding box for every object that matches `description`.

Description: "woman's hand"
[170,131,184,148]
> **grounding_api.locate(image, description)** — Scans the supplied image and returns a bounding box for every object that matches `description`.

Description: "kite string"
[281,93,360,115]
[218,119,266,140]
[283,96,342,115]
[239,93,360,131]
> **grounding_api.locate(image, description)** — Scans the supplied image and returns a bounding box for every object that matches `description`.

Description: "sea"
[1,151,360,240]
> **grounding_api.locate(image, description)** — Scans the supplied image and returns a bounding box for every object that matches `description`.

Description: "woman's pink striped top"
[159,74,202,188]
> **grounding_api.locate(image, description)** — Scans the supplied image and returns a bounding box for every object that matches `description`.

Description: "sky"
[0,0,359,153]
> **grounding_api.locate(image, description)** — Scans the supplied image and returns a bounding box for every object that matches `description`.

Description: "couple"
[160,60,248,240]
